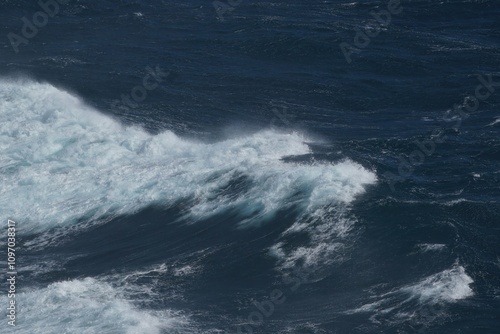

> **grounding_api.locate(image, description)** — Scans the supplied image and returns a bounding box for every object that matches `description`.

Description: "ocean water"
[0,0,499,333]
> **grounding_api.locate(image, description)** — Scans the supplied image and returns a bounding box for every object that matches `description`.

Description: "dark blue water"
[1,1,499,333]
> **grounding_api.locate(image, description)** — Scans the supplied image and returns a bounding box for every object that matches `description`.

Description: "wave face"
[0,78,376,234]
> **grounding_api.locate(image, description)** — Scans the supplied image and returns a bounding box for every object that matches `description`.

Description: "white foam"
[416,243,446,252]
[346,264,474,326]
[443,198,474,206]
[104,263,171,303]
[271,205,358,272]
[101,250,211,303]
[487,117,500,126]
[402,265,474,304]
[0,78,377,235]
[0,277,190,334]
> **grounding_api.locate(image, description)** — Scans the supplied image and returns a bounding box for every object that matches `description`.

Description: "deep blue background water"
[1,1,499,333]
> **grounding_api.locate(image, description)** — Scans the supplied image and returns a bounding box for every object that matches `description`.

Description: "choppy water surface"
[0,1,499,333]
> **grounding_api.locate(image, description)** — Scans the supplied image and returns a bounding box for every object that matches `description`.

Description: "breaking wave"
[346,264,474,328]
[0,277,191,334]
[0,78,377,237]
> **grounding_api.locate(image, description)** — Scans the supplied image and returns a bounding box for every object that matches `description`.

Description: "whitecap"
[0,78,377,237]
[0,277,191,334]
[345,264,474,327]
